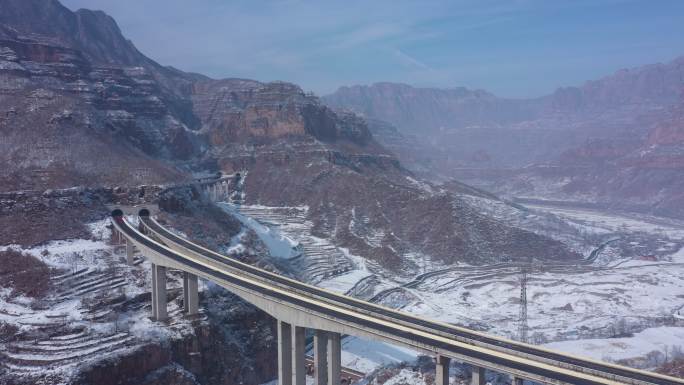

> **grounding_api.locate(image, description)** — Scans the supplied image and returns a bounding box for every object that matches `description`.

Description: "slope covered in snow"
[216,197,684,374]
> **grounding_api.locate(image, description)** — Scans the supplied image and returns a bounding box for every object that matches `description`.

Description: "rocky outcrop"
[73,315,277,385]
[0,0,382,192]
[0,0,147,67]
[191,79,373,146]
[0,25,199,148]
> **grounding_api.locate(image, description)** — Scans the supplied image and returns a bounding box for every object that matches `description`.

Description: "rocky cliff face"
[0,0,202,190]
[0,0,147,66]
[191,79,373,146]
[0,0,385,192]
[71,304,277,385]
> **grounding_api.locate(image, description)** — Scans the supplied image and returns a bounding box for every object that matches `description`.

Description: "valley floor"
[222,201,684,374]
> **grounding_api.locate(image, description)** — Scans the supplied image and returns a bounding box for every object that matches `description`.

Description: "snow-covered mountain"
[2,1,684,384]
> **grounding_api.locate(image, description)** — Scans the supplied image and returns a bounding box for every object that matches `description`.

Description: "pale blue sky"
[61,0,684,97]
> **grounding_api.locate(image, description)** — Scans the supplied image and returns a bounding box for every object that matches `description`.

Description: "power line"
[518,266,528,344]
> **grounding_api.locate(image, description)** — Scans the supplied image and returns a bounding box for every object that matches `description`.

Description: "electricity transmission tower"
[518,266,529,343]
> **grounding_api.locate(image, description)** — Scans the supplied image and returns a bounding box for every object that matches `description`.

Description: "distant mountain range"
[324,57,684,218]
[325,59,684,134]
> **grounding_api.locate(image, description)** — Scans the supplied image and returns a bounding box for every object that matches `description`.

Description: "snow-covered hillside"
[2,196,682,384]
[0,219,206,384]
[222,199,684,374]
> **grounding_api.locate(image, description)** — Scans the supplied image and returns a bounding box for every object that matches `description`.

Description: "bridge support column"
[151,263,158,317]
[510,375,523,385]
[278,321,293,385]
[125,240,134,265]
[327,332,341,385]
[314,330,328,385]
[151,264,167,321]
[435,355,450,385]
[292,326,306,385]
[183,272,199,315]
[471,365,485,385]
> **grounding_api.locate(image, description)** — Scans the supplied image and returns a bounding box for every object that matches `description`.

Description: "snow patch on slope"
[219,203,300,259]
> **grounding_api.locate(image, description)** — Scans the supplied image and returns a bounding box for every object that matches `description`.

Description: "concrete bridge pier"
[293,326,306,385]
[435,355,450,385]
[327,332,341,385]
[151,263,157,317]
[471,365,485,385]
[151,264,168,321]
[278,321,293,385]
[125,240,134,265]
[510,375,524,385]
[313,330,328,385]
[182,272,199,315]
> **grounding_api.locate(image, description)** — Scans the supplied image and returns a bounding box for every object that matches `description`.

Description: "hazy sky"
[60,0,684,97]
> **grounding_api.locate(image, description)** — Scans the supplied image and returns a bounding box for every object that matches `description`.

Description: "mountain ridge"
[323,56,684,218]
[327,55,684,120]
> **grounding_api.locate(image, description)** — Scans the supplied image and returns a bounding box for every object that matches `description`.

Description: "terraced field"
[0,231,205,383]
[225,204,356,283]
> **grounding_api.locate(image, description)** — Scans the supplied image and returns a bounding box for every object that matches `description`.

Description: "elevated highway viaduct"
[111,209,683,385]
